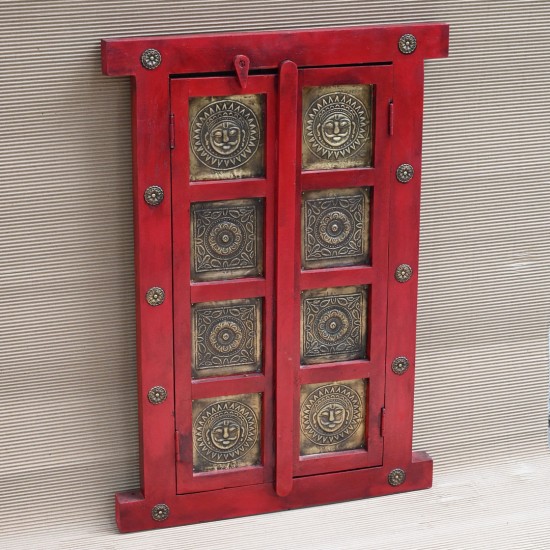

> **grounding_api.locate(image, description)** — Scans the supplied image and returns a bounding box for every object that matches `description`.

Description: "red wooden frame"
[101,23,449,533]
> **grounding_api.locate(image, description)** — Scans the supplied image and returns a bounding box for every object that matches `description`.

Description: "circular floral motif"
[316,209,353,247]
[146,286,165,306]
[317,308,351,343]
[312,303,353,345]
[391,356,410,375]
[395,264,413,283]
[151,503,169,521]
[147,386,167,405]
[141,48,162,70]
[300,384,363,446]
[206,220,244,258]
[388,468,407,486]
[191,99,260,170]
[396,163,414,183]
[304,92,369,160]
[144,185,164,206]
[398,34,417,55]
[194,400,258,464]
[208,319,244,354]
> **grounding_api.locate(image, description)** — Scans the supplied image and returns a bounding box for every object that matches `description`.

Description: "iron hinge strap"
[169,113,175,149]
[380,407,386,437]
[388,101,394,136]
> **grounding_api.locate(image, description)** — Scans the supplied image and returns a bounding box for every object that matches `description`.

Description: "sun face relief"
[189,94,265,180]
[302,84,373,171]
[300,380,365,455]
[192,394,262,472]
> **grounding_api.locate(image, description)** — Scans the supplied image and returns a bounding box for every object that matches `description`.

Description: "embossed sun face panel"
[301,286,368,365]
[302,84,373,171]
[192,393,262,472]
[191,298,263,379]
[302,187,370,269]
[300,379,365,456]
[189,94,265,181]
[190,198,264,282]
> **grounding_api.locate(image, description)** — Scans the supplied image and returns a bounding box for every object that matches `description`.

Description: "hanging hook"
[233,55,250,89]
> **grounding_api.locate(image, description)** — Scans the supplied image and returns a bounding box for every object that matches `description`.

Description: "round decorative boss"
[141,48,162,70]
[395,264,413,283]
[147,386,167,405]
[396,163,414,183]
[146,286,165,306]
[391,356,410,375]
[398,34,417,55]
[388,468,407,487]
[144,185,164,206]
[151,503,170,521]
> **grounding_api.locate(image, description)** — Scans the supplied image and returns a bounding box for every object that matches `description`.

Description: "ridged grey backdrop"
[1,1,549,548]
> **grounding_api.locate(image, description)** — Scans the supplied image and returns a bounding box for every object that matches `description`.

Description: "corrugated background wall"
[1,1,549,547]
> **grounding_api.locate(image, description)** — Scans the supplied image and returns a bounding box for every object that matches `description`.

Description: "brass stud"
[151,503,169,521]
[388,468,406,486]
[141,48,162,70]
[395,264,413,283]
[144,185,164,206]
[396,163,414,183]
[148,386,167,404]
[398,34,417,55]
[391,356,410,375]
[146,287,165,306]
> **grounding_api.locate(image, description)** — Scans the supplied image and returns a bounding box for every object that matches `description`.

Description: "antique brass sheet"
[192,393,262,472]
[190,198,264,282]
[301,286,368,365]
[191,298,263,379]
[301,187,370,269]
[302,85,372,171]
[189,94,265,180]
[300,379,366,456]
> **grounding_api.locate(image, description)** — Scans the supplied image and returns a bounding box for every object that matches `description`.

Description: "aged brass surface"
[189,94,265,181]
[302,84,372,171]
[191,298,262,378]
[145,286,165,306]
[388,468,407,486]
[151,504,170,521]
[391,356,410,375]
[190,198,264,282]
[394,263,413,283]
[147,386,167,404]
[396,163,414,183]
[302,187,370,269]
[398,33,417,54]
[192,393,262,472]
[301,286,367,365]
[143,185,164,206]
[300,379,365,456]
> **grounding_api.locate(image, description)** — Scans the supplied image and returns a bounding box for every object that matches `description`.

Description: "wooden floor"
[4,454,550,550]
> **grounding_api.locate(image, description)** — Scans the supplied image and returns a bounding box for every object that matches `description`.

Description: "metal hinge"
[169,114,175,149]
[388,101,394,136]
[380,407,386,437]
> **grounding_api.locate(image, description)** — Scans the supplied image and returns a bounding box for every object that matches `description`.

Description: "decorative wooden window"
[102,23,449,532]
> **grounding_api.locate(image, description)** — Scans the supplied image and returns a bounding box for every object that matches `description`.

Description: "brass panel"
[192,298,262,378]
[192,393,262,472]
[300,379,365,456]
[301,286,367,365]
[190,198,264,282]
[302,187,370,269]
[189,94,265,181]
[302,84,372,171]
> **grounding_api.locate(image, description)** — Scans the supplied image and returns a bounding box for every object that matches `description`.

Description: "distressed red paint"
[101,23,449,532]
